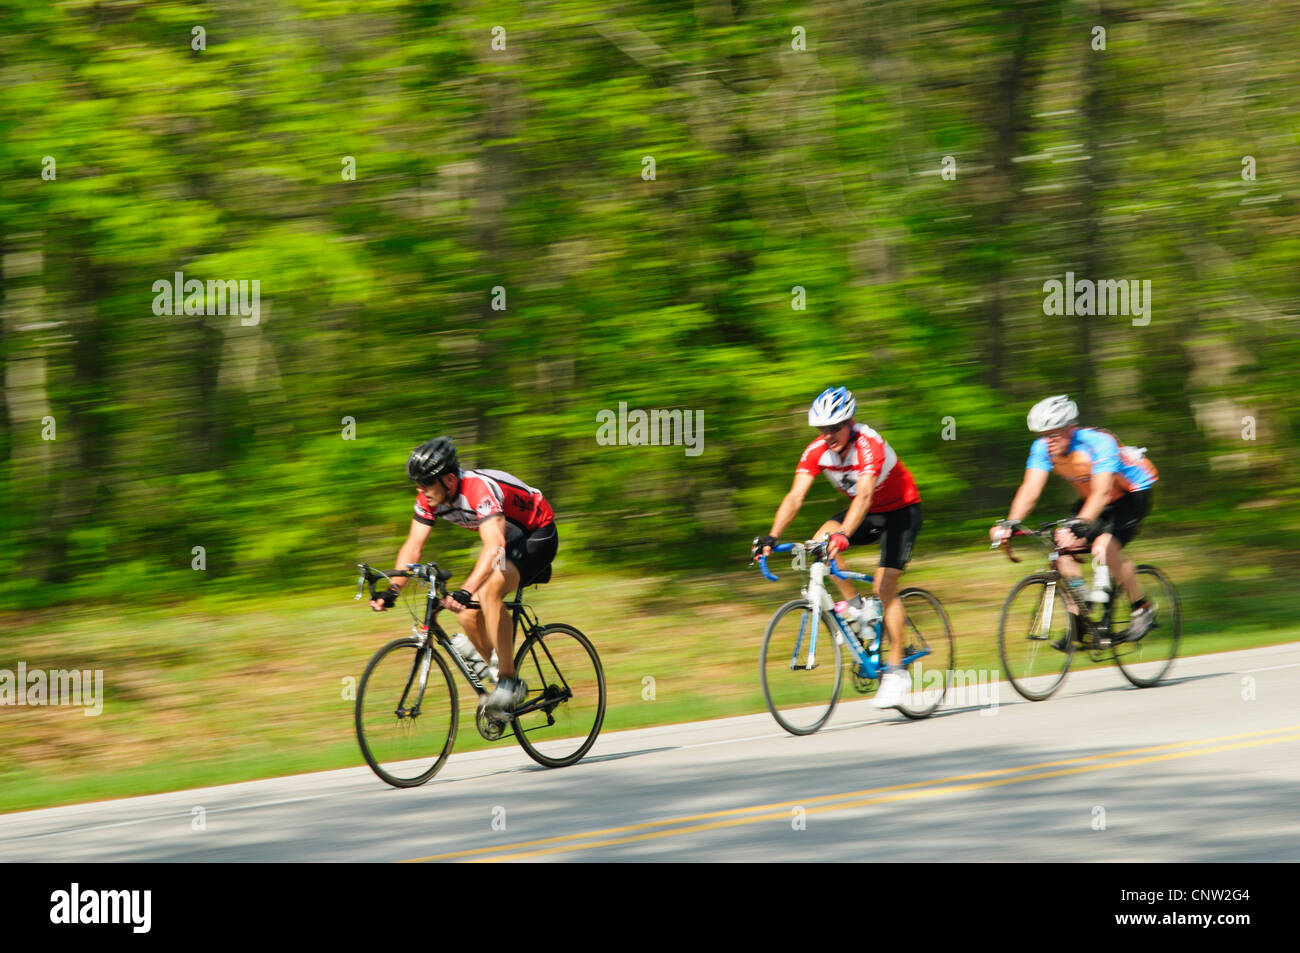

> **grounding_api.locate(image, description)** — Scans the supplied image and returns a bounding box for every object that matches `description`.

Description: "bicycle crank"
[475,706,508,741]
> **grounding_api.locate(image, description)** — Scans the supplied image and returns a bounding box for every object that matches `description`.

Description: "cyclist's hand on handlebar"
[371,587,400,612]
[1055,520,1091,550]
[826,532,850,558]
[442,589,473,612]
[752,535,778,562]
[990,522,1012,544]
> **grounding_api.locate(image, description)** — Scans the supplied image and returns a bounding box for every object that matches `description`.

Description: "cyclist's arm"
[1075,471,1114,523]
[837,481,874,539]
[461,514,508,594]
[768,472,817,539]
[1006,468,1049,523]
[392,519,433,590]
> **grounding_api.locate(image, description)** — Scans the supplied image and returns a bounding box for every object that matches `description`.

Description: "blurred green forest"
[3,0,1298,608]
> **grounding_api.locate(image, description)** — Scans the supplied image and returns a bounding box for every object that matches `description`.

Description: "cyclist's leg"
[1100,533,1138,600]
[815,515,858,602]
[875,568,904,665]
[874,503,921,667]
[819,510,883,602]
[490,523,559,677]
[479,558,521,678]
[1056,499,1090,611]
[1105,490,1152,604]
[458,607,493,660]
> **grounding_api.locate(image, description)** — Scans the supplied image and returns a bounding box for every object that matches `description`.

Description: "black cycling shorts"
[830,502,922,571]
[506,523,558,586]
[1070,490,1152,546]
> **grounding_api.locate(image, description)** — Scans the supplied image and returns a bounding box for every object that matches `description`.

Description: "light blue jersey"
[1026,427,1157,500]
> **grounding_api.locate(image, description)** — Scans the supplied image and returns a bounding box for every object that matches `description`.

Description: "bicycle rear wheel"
[998,574,1075,701]
[1112,565,1180,687]
[894,587,955,719]
[760,599,843,735]
[512,623,606,767]
[356,638,458,787]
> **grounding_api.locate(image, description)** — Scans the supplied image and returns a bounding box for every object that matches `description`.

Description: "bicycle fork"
[396,641,433,719]
[792,563,841,670]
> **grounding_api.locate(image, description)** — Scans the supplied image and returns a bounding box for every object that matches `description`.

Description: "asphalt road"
[4,643,1298,862]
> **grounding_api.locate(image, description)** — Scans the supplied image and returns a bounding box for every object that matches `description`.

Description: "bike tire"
[894,587,955,719]
[760,599,843,736]
[1112,565,1181,688]
[355,637,458,788]
[512,623,606,768]
[998,573,1075,702]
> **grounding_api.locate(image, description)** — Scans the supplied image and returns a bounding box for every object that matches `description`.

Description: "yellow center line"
[400,723,1300,863]
[476,732,1300,861]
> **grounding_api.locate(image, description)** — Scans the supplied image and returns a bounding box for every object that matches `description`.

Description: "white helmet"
[809,386,856,427]
[1027,395,1079,432]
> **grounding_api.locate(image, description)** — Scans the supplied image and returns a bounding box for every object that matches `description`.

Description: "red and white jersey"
[414,468,554,541]
[796,423,921,512]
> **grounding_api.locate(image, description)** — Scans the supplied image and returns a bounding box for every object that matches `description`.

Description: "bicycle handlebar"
[354,562,453,603]
[756,540,861,582]
[991,519,1086,563]
[755,542,794,581]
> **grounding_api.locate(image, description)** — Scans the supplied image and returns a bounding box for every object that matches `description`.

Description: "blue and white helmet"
[808,386,856,427]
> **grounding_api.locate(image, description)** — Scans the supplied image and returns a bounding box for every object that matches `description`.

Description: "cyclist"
[371,437,558,719]
[989,395,1158,641]
[753,386,923,709]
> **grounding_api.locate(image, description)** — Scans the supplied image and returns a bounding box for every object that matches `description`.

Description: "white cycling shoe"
[873,669,910,709]
[1125,603,1157,642]
[483,675,527,720]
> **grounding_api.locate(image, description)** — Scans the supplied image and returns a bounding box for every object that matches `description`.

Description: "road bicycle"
[755,539,954,735]
[353,561,605,787]
[992,520,1180,701]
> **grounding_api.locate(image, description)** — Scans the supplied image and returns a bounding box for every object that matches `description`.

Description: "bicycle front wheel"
[355,638,458,788]
[760,599,843,736]
[1112,565,1181,687]
[894,587,955,719]
[998,574,1075,701]
[512,623,606,767]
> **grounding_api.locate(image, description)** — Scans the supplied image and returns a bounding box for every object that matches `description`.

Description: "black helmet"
[407,437,458,484]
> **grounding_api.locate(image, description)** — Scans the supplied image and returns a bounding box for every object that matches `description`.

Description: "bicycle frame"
[356,563,559,719]
[759,543,931,679]
[997,522,1120,648]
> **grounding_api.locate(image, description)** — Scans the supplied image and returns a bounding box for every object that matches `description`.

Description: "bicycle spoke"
[895,588,954,719]
[355,640,457,787]
[512,624,605,767]
[999,575,1073,701]
[761,600,841,735]
[1112,566,1180,687]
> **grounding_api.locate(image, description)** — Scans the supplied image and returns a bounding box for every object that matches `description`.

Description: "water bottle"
[1066,576,1088,606]
[833,600,863,643]
[1090,565,1111,604]
[450,633,491,681]
[861,597,883,652]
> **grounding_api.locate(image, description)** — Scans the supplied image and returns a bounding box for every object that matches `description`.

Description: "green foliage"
[1,0,1297,605]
